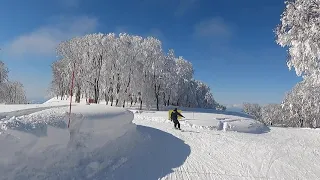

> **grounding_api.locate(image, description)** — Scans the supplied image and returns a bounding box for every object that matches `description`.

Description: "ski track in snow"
[133,112,320,180]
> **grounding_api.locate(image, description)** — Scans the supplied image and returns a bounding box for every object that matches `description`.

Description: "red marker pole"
[68,62,76,128]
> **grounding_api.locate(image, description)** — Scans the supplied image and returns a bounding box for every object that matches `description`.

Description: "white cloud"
[148,28,166,41]
[194,17,232,39]
[5,16,98,57]
[175,0,199,17]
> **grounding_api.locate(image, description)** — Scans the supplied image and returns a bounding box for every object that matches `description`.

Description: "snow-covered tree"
[50,59,69,100]
[281,78,320,128]
[216,104,226,111]
[0,61,26,104]
[0,61,8,102]
[261,104,283,126]
[117,34,143,107]
[52,33,221,110]
[161,49,177,106]
[243,103,262,121]
[275,0,320,81]
[256,79,320,128]
[192,81,217,108]
[173,56,194,107]
[275,0,320,128]
[0,61,8,84]
[4,81,27,104]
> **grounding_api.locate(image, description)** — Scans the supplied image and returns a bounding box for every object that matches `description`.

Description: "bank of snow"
[0,104,190,180]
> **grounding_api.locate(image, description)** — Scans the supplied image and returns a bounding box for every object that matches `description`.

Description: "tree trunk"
[185,94,189,107]
[94,87,98,104]
[110,95,113,106]
[105,92,109,105]
[140,99,143,110]
[156,95,159,111]
[75,84,81,103]
[123,100,125,108]
[154,83,160,111]
[94,87,98,103]
[107,87,113,105]
[115,73,121,106]
[60,88,64,100]
[93,79,100,104]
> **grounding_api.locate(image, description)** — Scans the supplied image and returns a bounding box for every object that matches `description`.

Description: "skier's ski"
[173,127,182,131]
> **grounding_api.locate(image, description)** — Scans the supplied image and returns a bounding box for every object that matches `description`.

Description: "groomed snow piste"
[1,97,320,180]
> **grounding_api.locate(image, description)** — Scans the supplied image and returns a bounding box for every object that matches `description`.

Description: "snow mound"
[43,96,88,105]
[0,106,68,135]
[184,118,269,134]
[0,105,190,180]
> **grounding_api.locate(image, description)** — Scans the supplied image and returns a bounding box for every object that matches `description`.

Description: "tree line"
[243,0,320,128]
[0,61,26,104]
[50,33,225,110]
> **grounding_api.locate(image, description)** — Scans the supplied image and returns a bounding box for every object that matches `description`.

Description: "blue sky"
[0,0,301,106]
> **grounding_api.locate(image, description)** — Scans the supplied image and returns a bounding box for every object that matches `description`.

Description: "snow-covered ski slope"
[0,97,320,180]
[134,111,320,180]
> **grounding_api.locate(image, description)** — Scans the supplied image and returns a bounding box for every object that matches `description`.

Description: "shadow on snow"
[89,125,191,180]
[0,125,191,180]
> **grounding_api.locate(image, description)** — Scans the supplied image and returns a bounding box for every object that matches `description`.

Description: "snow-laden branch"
[50,33,222,110]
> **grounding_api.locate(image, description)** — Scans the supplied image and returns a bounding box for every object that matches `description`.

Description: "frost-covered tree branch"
[274,0,320,128]
[242,103,262,121]
[52,33,223,110]
[276,0,320,82]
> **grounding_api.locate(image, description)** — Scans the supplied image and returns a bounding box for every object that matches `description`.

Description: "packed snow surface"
[0,104,189,180]
[1,98,320,180]
[134,111,320,180]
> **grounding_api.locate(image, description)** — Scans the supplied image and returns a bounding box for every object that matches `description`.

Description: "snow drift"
[0,104,190,180]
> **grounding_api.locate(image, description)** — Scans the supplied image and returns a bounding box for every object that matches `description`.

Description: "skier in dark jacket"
[170,108,185,130]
